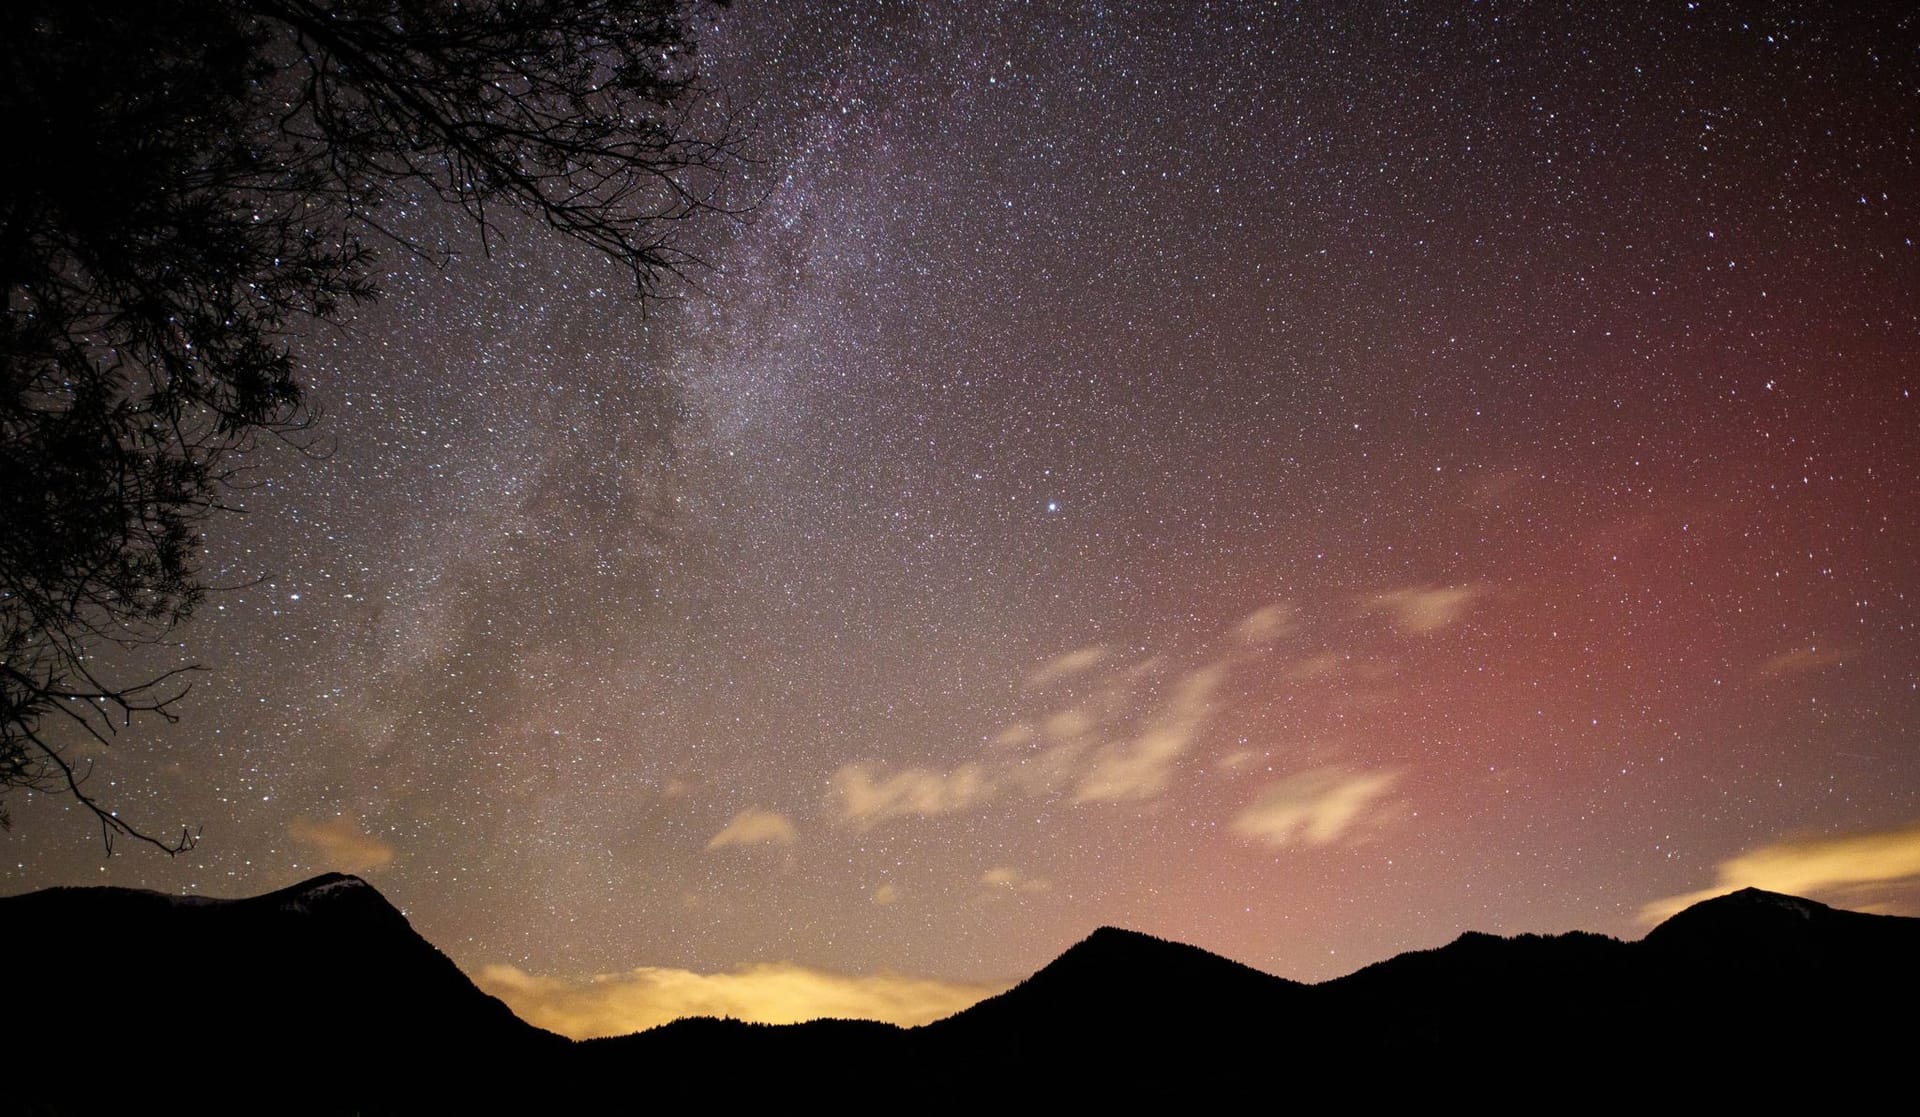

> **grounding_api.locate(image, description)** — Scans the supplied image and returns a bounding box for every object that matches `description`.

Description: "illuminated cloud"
[706,808,798,850]
[1756,646,1849,677]
[1075,663,1226,802]
[834,650,1240,822]
[999,735,1090,797]
[831,762,994,826]
[833,619,1255,825]
[1282,651,1346,681]
[288,815,395,873]
[1072,724,1189,802]
[1362,584,1484,634]
[991,723,1037,748]
[871,883,900,905]
[476,961,1003,1039]
[1639,819,1920,923]
[980,866,1052,895]
[1231,768,1401,847]
[1043,706,1097,742]
[1234,602,1296,646]
[1027,644,1111,688]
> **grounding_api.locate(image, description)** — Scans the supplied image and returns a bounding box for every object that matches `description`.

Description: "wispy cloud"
[1756,646,1849,677]
[288,815,395,873]
[831,657,1233,823]
[1074,663,1226,802]
[1234,602,1296,647]
[980,866,1052,896]
[1230,768,1401,848]
[831,763,994,827]
[1639,819,1920,923]
[1361,584,1484,634]
[991,723,1037,748]
[829,606,1301,825]
[706,808,798,850]
[477,962,1003,1039]
[1281,651,1347,681]
[1026,644,1111,688]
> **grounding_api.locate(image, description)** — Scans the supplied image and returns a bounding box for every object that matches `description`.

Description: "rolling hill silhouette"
[4,876,1911,1109]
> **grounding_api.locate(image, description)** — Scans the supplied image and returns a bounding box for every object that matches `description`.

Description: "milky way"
[8,1,1918,1031]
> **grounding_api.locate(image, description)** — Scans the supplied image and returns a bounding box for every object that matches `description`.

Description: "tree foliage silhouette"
[0,0,742,850]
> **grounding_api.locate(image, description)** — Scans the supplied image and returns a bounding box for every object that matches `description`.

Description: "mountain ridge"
[4,877,1912,1109]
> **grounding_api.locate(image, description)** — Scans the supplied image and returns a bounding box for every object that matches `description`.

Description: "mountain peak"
[1641,886,1862,958]
[1047,925,1232,974]
[1651,886,1833,933]
[931,921,1300,1042]
[290,871,375,898]
[1709,887,1828,916]
[303,870,369,887]
[257,871,391,916]
[1079,924,1174,948]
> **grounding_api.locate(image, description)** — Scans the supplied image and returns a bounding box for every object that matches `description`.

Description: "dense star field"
[7,1,1918,1035]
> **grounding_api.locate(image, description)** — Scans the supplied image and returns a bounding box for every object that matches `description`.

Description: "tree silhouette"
[0,0,743,850]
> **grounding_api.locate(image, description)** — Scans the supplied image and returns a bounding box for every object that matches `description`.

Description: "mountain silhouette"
[4,877,1912,1109]
[922,925,1303,1052]
[1,873,562,1112]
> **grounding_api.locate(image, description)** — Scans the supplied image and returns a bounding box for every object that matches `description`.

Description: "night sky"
[8,1,1920,1037]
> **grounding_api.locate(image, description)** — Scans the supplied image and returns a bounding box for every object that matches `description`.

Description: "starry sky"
[8,0,1920,1036]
